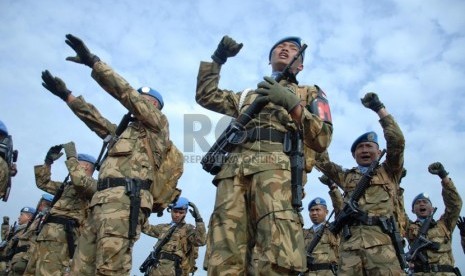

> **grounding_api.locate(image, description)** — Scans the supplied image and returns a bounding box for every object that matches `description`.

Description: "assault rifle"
[306,210,335,267]
[201,44,307,175]
[0,134,18,202]
[405,207,439,264]
[201,96,269,175]
[94,111,133,171]
[284,130,304,210]
[140,224,179,275]
[329,149,386,238]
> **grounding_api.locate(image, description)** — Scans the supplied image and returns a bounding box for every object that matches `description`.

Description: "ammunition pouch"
[45,215,79,259]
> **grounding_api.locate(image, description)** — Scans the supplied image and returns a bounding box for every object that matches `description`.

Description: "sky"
[1,0,465,274]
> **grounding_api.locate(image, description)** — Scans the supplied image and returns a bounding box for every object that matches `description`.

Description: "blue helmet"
[269,36,304,62]
[41,193,54,202]
[170,197,189,210]
[137,86,164,110]
[351,131,378,153]
[411,193,432,210]
[77,153,97,164]
[21,206,36,214]
[0,120,8,136]
[308,197,327,210]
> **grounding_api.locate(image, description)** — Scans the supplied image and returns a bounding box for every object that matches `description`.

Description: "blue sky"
[1,0,464,274]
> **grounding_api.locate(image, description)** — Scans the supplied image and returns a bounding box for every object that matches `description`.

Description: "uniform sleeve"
[300,111,333,153]
[141,222,164,238]
[195,61,240,117]
[34,164,64,195]
[329,187,344,214]
[380,115,405,180]
[187,221,207,247]
[0,159,8,199]
[90,61,166,133]
[439,178,462,230]
[315,151,346,189]
[65,158,97,200]
[68,95,117,139]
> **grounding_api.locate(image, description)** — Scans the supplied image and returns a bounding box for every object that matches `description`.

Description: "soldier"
[32,142,97,275]
[0,216,8,274]
[406,162,462,275]
[0,120,17,202]
[315,92,406,275]
[302,175,343,276]
[1,207,35,275]
[141,197,206,276]
[22,194,53,276]
[196,36,333,275]
[457,216,465,254]
[40,34,171,275]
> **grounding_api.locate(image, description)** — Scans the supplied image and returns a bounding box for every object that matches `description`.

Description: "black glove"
[65,34,100,68]
[428,162,449,179]
[256,76,300,112]
[188,202,202,222]
[45,145,63,165]
[361,92,385,112]
[457,216,465,236]
[41,70,71,102]
[62,142,77,159]
[211,35,243,65]
[318,174,335,189]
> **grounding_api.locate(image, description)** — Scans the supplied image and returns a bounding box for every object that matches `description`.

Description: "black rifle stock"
[306,210,335,267]
[95,111,132,171]
[405,207,439,264]
[201,96,269,174]
[140,224,178,275]
[329,149,386,236]
[284,130,304,210]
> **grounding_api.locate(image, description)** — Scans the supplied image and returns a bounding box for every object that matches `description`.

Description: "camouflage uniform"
[406,179,462,275]
[142,220,206,276]
[20,216,42,276]
[0,159,8,200]
[68,61,169,275]
[3,223,27,275]
[196,61,333,275]
[0,221,12,276]
[316,115,406,275]
[303,189,343,276]
[32,154,96,275]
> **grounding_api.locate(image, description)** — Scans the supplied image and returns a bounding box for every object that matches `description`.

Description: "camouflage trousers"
[34,222,77,275]
[71,202,147,276]
[205,169,306,275]
[338,244,405,275]
[147,259,182,276]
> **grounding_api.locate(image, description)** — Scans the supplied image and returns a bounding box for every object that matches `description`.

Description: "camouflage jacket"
[2,223,26,264]
[143,220,206,274]
[316,114,405,250]
[68,61,170,211]
[407,178,462,267]
[196,61,333,182]
[0,158,8,199]
[34,162,95,226]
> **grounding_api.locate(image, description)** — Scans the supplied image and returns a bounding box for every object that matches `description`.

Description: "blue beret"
[351,131,378,153]
[21,206,36,214]
[0,120,8,136]
[412,193,432,210]
[269,36,304,62]
[41,193,54,202]
[137,86,164,110]
[170,197,189,210]
[77,153,97,164]
[308,197,327,210]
